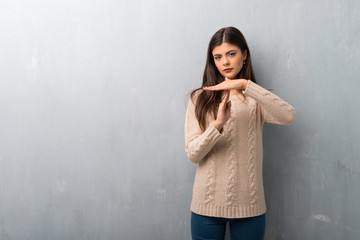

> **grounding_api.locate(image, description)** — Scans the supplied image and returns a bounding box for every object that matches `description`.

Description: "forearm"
[185,122,223,164]
[243,80,296,124]
[212,120,224,132]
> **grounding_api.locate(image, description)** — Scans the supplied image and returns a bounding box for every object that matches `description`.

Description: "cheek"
[214,61,222,71]
[234,57,243,67]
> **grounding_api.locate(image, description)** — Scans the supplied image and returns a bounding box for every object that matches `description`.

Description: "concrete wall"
[0,0,359,239]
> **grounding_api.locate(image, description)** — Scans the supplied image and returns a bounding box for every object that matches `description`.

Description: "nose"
[222,56,230,66]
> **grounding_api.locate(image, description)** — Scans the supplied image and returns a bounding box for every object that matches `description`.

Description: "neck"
[230,89,241,96]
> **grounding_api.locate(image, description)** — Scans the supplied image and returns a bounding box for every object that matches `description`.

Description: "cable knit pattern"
[260,90,294,113]
[185,80,296,218]
[225,115,237,207]
[205,154,216,204]
[247,98,258,205]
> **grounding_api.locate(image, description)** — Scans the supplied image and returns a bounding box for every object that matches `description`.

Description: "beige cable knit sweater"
[185,80,296,218]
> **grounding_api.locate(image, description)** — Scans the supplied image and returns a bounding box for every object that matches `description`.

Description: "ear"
[244,49,248,60]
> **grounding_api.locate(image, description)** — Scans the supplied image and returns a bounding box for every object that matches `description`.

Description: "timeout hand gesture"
[203,78,249,131]
[203,77,248,91]
[212,90,231,131]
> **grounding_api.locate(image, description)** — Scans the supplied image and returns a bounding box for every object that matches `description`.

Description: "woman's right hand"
[212,90,231,131]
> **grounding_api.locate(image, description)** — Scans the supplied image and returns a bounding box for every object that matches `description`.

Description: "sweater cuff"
[242,79,251,94]
[242,80,266,97]
[207,121,223,139]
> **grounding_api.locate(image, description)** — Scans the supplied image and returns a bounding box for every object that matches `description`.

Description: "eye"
[214,56,221,60]
[229,52,236,57]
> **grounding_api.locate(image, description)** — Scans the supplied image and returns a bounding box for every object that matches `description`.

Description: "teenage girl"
[185,26,296,240]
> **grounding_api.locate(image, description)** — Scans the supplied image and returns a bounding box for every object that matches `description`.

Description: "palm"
[215,90,231,128]
[203,78,243,91]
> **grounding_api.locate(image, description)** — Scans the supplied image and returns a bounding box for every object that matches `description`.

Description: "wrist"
[213,120,224,132]
[241,79,249,90]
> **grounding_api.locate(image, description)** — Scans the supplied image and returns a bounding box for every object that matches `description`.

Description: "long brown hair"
[190,27,257,131]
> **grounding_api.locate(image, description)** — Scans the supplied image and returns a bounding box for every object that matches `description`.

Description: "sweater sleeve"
[185,94,224,164]
[243,80,296,125]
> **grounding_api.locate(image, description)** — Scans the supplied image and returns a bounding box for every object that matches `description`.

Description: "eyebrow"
[213,49,237,57]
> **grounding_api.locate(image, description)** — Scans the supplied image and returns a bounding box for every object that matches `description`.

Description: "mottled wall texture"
[0,0,359,239]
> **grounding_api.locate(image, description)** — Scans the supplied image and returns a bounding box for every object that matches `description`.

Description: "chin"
[225,74,236,80]
[219,70,239,79]
[224,71,240,80]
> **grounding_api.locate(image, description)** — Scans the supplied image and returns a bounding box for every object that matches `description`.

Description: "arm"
[203,78,296,125]
[243,80,296,125]
[185,94,224,164]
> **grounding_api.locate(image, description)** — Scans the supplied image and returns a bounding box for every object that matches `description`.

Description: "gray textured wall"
[0,0,359,239]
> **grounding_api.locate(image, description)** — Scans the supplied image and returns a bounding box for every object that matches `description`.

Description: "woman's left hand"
[203,77,248,91]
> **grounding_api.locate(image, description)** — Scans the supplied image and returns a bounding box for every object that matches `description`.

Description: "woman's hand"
[212,90,231,131]
[203,77,248,91]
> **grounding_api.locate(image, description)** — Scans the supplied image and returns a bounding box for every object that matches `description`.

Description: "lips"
[224,68,233,73]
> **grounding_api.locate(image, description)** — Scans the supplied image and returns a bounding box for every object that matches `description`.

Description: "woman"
[185,27,296,240]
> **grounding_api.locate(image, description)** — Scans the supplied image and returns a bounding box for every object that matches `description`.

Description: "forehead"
[212,42,240,55]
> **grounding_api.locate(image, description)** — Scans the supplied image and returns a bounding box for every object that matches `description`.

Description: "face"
[212,42,247,79]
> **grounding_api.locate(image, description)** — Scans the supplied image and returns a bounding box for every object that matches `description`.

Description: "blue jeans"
[191,212,266,240]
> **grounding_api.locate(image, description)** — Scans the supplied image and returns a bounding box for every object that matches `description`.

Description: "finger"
[220,90,229,104]
[227,101,232,117]
[225,101,231,112]
[203,86,218,91]
[218,90,228,109]
[223,90,230,102]
[219,91,229,110]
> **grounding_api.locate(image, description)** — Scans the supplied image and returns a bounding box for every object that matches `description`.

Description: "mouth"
[223,68,233,73]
